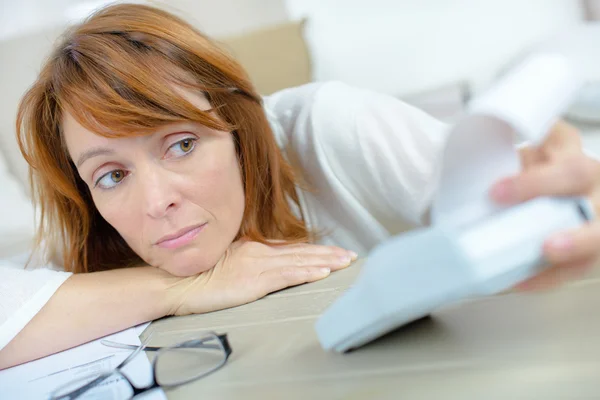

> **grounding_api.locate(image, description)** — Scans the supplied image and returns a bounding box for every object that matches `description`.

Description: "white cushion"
[285,0,585,96]
[0,150,35,260]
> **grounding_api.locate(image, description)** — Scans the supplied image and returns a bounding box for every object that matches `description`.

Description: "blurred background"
[1,0,600,189]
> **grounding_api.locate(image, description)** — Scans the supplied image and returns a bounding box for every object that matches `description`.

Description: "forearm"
[0,266,180,370]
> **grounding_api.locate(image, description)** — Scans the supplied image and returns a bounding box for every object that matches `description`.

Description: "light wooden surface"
[142,260,600,399]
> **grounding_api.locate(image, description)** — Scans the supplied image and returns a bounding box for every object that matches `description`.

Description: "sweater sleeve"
[0,260,71,350]
[264,81,449,228]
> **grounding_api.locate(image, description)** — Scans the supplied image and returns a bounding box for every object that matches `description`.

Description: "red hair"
[16,3,310,273]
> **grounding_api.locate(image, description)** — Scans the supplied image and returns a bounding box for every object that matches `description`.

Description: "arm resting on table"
[0,266,180,370]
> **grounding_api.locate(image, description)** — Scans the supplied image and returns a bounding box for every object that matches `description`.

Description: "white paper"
[430,53,584,229]
[0,323,166,400]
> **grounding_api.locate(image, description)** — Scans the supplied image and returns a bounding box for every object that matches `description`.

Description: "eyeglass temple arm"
[101,334,229,353]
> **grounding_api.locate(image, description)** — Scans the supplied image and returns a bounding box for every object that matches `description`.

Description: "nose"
[138,164,181,219]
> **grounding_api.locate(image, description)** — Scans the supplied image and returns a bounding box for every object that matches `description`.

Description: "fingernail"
[319,268,331,276]
[546,234,574,252]
[339,255,353,265]
[490,178,516,203]
[348,251,358,260]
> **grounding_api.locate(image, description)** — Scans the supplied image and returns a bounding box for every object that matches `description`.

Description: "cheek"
[92,196,141,247]
[189,141,245,210]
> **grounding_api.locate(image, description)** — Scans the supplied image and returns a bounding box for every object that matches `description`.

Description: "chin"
[160,249,223,277]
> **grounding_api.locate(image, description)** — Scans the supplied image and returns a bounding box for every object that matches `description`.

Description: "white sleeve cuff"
[0,268,71,350]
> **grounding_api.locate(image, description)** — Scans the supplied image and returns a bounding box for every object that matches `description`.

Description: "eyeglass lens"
[155,333,227,387]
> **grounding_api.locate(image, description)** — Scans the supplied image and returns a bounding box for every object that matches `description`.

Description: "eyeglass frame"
[50,331,232,400]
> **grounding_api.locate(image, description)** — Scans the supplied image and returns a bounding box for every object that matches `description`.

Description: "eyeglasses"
[49,331,232,400]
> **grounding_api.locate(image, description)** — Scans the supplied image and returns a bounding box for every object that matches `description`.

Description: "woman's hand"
[489,120,600,290]
[167,240,357,316]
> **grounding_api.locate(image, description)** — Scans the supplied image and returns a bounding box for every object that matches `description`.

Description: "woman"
[1,3,599,369]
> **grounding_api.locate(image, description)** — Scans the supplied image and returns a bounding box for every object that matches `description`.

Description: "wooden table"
[142,260,600,399]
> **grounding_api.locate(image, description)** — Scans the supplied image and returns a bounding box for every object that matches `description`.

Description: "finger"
[517,121,581,169]
[542,120,583,158]
[273,242,357,258]
[518,144,545,170]
[258,266,331,295]
[265,252,355,272]
[264,239,288,245]
[543,222,600,264]
[490,155,600,204]
[514,257,595,291]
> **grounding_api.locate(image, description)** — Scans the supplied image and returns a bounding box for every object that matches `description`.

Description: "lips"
[155,223,206,249]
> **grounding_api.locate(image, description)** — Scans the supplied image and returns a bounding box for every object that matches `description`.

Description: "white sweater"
[0,81,448,351]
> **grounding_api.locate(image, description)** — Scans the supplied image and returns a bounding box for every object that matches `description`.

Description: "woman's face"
[62,90,245,276]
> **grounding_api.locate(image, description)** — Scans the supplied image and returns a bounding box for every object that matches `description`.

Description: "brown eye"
[165,137,197,159]
[111,170,125,183]
[95,169,127,189]
[179,139,194,153]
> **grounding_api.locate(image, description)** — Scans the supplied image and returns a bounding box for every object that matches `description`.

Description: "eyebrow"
[76,147,116,168]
